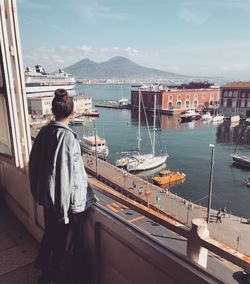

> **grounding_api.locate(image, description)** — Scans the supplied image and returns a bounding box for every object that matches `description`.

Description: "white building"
[27,94,92,116]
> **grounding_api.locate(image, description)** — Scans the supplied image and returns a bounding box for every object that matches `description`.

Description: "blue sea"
[72,83,250,218]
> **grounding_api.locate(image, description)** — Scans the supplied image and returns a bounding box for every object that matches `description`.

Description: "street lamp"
[207,144,215,224]
[138,174,151,208]
[93,119,98,177]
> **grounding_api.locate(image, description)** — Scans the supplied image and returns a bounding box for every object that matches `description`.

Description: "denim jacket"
[29,121,97,224]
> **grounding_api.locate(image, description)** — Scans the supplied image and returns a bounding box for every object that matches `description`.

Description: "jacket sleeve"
[55,132,75,224]
[29,130,43,202]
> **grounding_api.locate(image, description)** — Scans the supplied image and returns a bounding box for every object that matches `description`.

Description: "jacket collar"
[48,120,78,138]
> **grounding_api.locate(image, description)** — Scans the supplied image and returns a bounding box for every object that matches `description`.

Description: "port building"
[220,82,250,118]
[27,94,92,115]
[131,84,219,114]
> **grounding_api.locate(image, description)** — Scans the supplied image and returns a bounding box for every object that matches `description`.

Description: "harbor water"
[73,84,250,218]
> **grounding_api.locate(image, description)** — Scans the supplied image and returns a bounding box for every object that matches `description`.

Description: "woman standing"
[29,89,97,284]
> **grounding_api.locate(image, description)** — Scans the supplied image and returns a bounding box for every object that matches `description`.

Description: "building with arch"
[131,86,219,114]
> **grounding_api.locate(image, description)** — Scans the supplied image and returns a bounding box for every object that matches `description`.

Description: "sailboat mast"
[153,94,156,155]
[234,91,238,116]
[137,88,141,153]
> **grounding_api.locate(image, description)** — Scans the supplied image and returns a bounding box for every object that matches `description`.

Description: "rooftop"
[222,82,250,88]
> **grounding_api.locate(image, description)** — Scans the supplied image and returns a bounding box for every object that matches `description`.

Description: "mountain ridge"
[64,56,186,80]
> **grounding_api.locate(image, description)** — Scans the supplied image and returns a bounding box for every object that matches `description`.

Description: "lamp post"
[207,144,215,224]
[94,119,98,177]
[138,174,150,208]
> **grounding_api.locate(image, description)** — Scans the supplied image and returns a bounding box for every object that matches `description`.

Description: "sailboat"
[230,92,240,123]
[115,89,168,172]
[231,118,250,168]
[212,104,224,123]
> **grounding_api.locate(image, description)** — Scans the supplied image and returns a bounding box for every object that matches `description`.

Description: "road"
[94,186,246,284]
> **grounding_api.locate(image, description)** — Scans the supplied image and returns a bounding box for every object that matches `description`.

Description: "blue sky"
[17,0,250,79]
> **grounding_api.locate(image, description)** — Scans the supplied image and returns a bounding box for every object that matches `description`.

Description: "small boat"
[82,109,100,117]
[230,115,240,123]
[230,119,250,167]
[201,112,212,120]
[152,169,186,185]
[212,113,224,123]
[246,176,250,187]
[80,135,109,159]
[180,109,201,122]
[231,153,250,168]
[69,118,84,126]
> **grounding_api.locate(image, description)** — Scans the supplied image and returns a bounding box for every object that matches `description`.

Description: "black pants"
[35,209,70,282]
[35,209,90,284]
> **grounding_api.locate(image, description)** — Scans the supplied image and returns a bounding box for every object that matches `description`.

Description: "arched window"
[186,101,190,108]
[176,101,182,109]
[168,102,173,109]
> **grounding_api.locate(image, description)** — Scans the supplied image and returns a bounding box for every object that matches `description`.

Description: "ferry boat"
[152,169,186,185]
[25,65,76,94]
[82,109,100,117]
[80,135,109,159]
[69,118,84,126]
[180,109,201,122]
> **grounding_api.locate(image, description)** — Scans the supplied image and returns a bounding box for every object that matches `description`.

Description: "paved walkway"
[84,156,250,256]
[0,200,39,284]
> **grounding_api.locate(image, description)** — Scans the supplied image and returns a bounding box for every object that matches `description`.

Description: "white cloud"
[165,66,180,72]
[222,63,249,72]
[177,1,211,25]
[177,0,250,25]
[22,45,141,71]
[124,47,139,56]
[74,0,129,23]
[177,4,210,25]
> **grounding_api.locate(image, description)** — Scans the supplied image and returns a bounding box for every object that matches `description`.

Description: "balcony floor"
[0,198,40,284]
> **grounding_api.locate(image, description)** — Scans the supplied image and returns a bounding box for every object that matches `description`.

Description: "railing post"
[187,218,209,268]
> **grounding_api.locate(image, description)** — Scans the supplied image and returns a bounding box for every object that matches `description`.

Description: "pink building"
[131,87,219,114]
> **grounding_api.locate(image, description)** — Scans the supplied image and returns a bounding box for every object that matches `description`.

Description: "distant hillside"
[64,56,186,80]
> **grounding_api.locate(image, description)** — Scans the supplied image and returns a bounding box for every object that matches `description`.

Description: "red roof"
[222,82,250,88]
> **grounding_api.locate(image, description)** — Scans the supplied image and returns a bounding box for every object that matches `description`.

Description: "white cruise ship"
[25,65,76,94]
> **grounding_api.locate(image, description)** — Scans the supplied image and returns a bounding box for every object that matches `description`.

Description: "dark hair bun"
[54,89,68,98]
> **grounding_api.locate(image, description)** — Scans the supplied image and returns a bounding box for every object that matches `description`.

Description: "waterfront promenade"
[84,155,250,256]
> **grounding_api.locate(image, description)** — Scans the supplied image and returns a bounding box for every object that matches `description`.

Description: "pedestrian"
[216,210,222,223]
[29,89,98,284]
[133,180,136,190]
[221,206,227,218]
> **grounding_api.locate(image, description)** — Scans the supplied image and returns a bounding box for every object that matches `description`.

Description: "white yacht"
[201,112,212,120]
[212,113,224,123]
[115,90,168,172]
[230,115,240,123]
[81,135,109,160]
[25,65,76,94]
[180,109,201,122]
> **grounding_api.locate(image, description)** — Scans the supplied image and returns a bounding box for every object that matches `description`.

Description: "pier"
[83,154,250,258]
